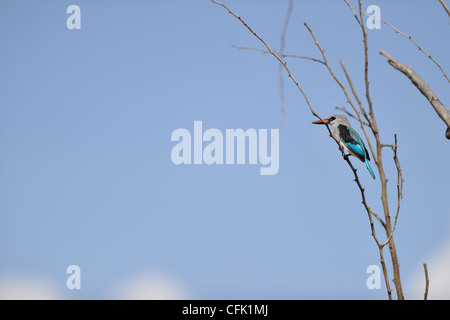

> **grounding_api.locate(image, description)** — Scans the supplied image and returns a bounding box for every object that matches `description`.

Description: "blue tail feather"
[365,159,376,179]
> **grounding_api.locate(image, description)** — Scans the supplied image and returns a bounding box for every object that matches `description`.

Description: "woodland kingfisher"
[312,114,375,179]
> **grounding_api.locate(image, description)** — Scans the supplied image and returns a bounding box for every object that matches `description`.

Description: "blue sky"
[0,0,449,299]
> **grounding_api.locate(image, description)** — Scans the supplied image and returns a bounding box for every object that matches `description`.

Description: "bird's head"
[312,114,348,127]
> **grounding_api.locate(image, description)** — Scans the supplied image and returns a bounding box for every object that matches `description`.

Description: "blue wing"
[337,124,369,162]
[338,124,375,179]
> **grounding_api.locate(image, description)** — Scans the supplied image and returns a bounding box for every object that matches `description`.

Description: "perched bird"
[312,114,375,179]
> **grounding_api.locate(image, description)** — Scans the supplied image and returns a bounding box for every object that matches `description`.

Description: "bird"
[312,114,375,179]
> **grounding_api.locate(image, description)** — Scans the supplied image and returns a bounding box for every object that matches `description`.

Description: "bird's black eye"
[329,116,336,122]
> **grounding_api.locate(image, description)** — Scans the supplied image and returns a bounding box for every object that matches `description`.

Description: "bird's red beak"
[312,118,329,124]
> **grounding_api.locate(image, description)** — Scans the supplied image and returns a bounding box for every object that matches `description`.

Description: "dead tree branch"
[380,49,450,139]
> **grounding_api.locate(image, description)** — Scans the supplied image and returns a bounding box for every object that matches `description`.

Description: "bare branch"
[343,0,361,25]
[303,23,349,89]
[381,134,404,246]
[357,1,375,127]
[362,13,450,84]
[423,263,430,300]
[231,46,325,64]
[371,211,386,230]
[393,134,404,203]
[380,49,450,139]
[439,0,450,18]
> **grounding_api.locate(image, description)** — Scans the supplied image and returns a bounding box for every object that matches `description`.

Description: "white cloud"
[0,274,62,300]
[113,271,190,300]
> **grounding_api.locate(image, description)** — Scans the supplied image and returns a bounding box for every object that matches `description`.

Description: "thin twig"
[362,12,450,84]
[439,0,450,18]
[358,1,375,126]
[343,0,361,25]
[423,263,430,300]
[381,134,404,246]
[393,134,404,203]
[231,46,326,65]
